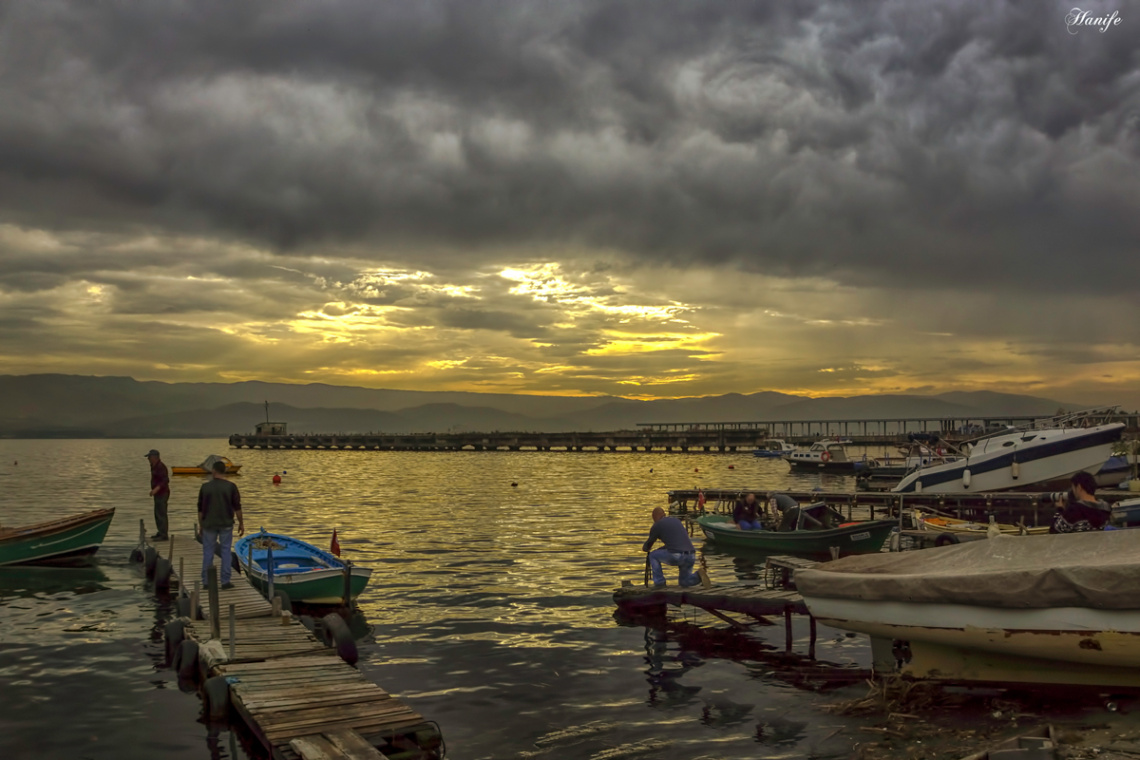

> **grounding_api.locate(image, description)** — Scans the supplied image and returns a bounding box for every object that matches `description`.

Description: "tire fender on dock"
[321,613,358,666]
[164,620,186,665]
[153,557,173,591]
[934,533,960,547]
[203,675,231,721]
[144,547,158,578]
[272,589,293,614]
[174,639,200,682]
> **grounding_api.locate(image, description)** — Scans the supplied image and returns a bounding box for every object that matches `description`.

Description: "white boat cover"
[796,530,1140,610]
[198,454,229,470]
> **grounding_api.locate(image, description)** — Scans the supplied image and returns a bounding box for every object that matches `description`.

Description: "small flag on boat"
[697,489,706,510]
[331,529,341,557]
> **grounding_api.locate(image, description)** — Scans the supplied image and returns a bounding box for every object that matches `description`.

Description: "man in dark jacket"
[733,492,763,530]
[145,449,170,540]
[642,507,701,588]
[1050,470,1111,533]
[198,460,245,589]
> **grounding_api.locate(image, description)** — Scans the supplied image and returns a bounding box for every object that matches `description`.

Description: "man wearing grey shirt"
[642,507,700,588]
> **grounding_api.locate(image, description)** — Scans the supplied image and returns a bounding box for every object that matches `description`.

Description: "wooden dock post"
[784,606,793,653]
[138,519,145,548]
[191,581,200,620]
[342,561,353,612]
[809,616,817,660]
[228,601,237,660]
[208,566,221,639]
[179,558,185,595]
[267,546,274,602]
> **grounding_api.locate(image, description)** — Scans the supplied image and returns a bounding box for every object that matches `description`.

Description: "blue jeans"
[648,548,699,587]
[738,520,763,531]
[201,527,234,586]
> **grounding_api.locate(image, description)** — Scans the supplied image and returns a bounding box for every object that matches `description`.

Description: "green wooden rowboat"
[0,508,116,566]
[696,513,895,558]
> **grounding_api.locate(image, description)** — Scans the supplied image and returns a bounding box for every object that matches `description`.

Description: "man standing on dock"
[642,507,700,588]
[198,459,245,590]
[145,448,170,540]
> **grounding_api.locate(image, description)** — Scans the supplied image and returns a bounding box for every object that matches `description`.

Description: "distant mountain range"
[0,373,1093,438]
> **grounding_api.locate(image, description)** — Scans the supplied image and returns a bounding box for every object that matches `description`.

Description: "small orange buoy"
[694,467,699,472]
[272,473,282,484]
[728,465,735,469]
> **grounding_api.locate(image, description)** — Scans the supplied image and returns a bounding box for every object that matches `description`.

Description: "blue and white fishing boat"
[234,529,372,605]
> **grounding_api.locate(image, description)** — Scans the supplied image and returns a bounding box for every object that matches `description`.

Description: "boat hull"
[697,516,895,558]
[0,508,116,566]
[893,423,1124,493]
[785,459,867,473]
[173,465,242,475]
[805,596,1140,676]
[246,566,372,605]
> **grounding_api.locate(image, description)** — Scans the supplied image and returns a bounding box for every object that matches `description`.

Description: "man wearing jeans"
[198,460,245,590]
[145,449,170,540]
[642,507,701,588]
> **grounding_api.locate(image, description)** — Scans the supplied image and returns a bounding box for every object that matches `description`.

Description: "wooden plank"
[325,730,386,759]
[289,734,349,760]
[239,688,388,710]
[257,701,409,725]
[222,656,347,672]
[261,704,422,735]
[265,712,424,743]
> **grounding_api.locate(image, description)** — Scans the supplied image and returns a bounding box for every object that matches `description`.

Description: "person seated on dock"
[1050,470,1111,534]
[642,507,700,589]
[733,492,764,530]
[198,459,246,590]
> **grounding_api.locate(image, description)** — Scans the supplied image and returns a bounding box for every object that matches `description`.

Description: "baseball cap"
[145,449,160,458]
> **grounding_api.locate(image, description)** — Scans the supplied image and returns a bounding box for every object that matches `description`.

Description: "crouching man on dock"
[198,460,245,590]
[643,507,701,589]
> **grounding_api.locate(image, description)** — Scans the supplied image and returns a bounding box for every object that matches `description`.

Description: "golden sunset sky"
[0,1,1137,408]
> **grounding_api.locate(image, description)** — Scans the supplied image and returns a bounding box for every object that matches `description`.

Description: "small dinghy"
[234,529,371,605]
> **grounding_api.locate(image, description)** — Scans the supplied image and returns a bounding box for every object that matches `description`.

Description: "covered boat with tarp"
[797,530,1140,686]
[172,454,242,475]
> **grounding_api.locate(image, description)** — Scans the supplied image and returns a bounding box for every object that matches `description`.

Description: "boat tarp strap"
[796,530,1140,610]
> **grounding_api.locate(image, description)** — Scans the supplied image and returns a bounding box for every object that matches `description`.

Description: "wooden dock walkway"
[614,555,822,655]
[145,530,441,760]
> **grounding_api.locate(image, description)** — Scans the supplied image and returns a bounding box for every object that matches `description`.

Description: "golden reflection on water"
[0,439,871,645]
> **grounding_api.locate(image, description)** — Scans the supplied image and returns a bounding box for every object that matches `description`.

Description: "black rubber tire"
[164,620,186,665]
[321,613,358,666]
[144,547,158,578]
[272,589,293,614]
[934,533,960,547]
[231,551,242,575]
[153,557,173,591]
[203,675,230,721]
[129,547,144,563]
[176,595,193,618]
[174,639,200,682]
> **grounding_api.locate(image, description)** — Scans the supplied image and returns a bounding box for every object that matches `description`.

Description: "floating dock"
[142,528,442,760]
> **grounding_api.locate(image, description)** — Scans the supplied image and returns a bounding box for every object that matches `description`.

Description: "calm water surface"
[0,439,888,760]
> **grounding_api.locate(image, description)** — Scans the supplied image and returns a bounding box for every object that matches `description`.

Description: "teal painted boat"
[696,513,895,558]
[234,529,372,605]
[0,508,115,566]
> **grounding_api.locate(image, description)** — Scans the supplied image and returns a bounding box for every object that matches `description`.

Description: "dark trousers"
[153,494,169,537]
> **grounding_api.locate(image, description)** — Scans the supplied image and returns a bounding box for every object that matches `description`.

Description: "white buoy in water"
[915,480,923,493]
[1011,460,1020,479]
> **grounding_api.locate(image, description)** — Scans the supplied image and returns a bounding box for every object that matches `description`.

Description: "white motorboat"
[797,530,1140,687]
[752,439,797,458]
[784,439,870,473]
[892,411,1124,493]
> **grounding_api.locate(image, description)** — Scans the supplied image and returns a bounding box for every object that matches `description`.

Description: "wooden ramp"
[150,531,441,760]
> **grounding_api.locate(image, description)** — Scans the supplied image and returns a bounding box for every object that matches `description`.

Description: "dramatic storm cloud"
[0,0,1137,404]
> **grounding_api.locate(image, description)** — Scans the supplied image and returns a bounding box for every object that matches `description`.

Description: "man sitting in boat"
[733,493,763,530]
[642,507,700,589]
[1050,471,1111,534]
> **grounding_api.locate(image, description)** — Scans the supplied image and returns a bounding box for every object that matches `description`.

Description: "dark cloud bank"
[1,0,1137,294]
